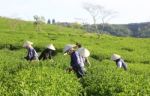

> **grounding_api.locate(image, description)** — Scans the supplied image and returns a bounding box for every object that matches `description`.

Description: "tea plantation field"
[0,17,150,95]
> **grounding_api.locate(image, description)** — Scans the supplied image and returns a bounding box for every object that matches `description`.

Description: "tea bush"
[82,60,150,96]
[0,50,83,96]
[0,17,150,95]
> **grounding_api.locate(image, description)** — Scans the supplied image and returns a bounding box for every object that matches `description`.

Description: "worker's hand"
[50,59,54,62]
[87,63,91,68]
[65,66,73,72]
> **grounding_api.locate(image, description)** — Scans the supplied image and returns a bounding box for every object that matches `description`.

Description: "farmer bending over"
[23,41,38,61]
[77,47,91,69]
[64,44,85,78]
[111,54,127,70]
[39,44,56,60]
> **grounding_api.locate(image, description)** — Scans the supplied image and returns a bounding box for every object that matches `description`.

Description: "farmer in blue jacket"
[111,54,127,70]
[64,44,85,78]
[23,41,38,61]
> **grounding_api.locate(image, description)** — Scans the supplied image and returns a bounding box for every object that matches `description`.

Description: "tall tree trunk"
[101,18,105,34]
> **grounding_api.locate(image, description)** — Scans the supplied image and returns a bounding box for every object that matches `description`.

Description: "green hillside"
[0,17,150,95]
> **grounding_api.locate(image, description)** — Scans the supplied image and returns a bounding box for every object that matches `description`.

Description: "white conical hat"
[63,44,76,53]
[23,41,33,47]
[77,47,90,57]
[47,44,56,50]
[111,54,121,60]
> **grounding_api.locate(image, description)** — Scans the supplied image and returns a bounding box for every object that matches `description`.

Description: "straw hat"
[77,48,90,57]
[47,44,56,50]
[63,44,76,53]
[23,41,33,47]
[111,54,121,60]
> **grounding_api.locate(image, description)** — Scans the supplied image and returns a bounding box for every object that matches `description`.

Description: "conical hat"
[77,48,90,57]
[23,41,33,47]
[47,44,56,50]
[111,54,121,60]
[63,44,76,53]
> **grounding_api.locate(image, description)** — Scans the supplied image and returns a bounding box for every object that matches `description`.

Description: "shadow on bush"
[91,54,110,62]
[140,60,150,64]
[121,47,134,52]
[0,44,21,50]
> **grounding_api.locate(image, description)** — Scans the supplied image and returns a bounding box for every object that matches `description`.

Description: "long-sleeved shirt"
[25,47,38,61]
[115,59,127,70]
[39,48,54,60]
[70,51,85,78]
[70,51,84,67]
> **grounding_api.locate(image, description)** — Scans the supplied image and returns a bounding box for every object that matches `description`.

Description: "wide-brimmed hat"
[111,54,121,60]
[47,44,56,50]
[23,41,33,47]
[77,47,90,57]
[63,44,76,53]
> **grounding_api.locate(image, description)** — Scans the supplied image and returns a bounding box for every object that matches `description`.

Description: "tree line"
[83,22,150,38]
[82,3,150,38]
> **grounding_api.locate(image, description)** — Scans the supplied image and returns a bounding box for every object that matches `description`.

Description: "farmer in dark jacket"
[39,44,56,60]
[23,41,38,61]
[64,44,85,78]
[111,54,127,70]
